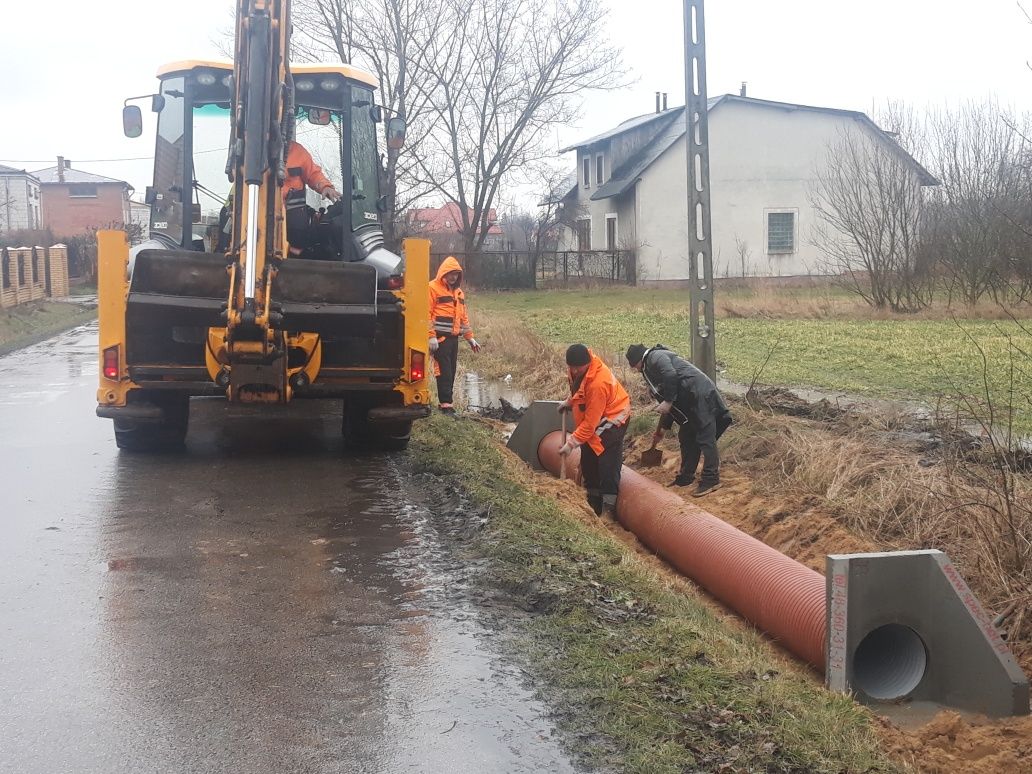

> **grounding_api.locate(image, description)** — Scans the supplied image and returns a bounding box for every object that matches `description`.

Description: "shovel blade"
[639,448,664,467]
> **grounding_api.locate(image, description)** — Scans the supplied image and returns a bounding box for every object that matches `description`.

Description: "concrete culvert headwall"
[536,430,828,669]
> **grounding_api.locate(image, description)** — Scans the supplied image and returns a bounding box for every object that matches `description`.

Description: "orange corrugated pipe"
[538,430,827,669]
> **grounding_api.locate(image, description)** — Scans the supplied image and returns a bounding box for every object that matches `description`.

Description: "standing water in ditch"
[461,372,530,419]
[0,325,576,774]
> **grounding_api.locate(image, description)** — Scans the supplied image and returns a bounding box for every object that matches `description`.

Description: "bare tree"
[410,0,623,254]
[810,125,933,312]
[293,0,440,248]
[921,101,1032,306]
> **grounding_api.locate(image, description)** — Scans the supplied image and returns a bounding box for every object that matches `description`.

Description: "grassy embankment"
[412,414,896,773]
[466,284,1032,667]
[474,286,1032,437]
[0,300,97,357]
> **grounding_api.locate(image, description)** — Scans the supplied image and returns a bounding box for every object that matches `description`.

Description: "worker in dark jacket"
[626,344,732,496]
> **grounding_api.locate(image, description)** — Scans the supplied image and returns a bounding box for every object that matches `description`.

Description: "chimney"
[740,81,748,97]
[57,155,65,183]
[662,92,668,111]
[655,91,661,113]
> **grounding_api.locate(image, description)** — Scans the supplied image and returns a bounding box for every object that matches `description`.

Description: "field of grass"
[475,287,1032,436]
[412,415,897,773]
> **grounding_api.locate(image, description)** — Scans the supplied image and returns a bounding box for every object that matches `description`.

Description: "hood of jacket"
[434,256,464,287]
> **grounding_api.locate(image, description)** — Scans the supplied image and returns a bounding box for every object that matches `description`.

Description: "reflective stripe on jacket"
[569,352,631,455]
[428,256,474,341]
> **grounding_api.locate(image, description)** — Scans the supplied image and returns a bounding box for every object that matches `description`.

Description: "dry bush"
[725,407,1032,652]
[471,313,568,398]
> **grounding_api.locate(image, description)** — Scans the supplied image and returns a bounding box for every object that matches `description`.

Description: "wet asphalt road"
[0,324,576,774]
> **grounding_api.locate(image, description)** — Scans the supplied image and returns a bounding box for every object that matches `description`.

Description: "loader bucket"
[127,249,231,329]
[272,259,378,336]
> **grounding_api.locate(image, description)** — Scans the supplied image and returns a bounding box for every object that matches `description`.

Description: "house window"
[576,218,591,251]
[69,183,98,198]
[605,214,617,251]
[582,156,591,188]
[766,211,796,254]
[595,155,604,185]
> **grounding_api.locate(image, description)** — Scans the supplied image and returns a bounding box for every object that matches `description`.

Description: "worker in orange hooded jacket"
[557,344,631,518]
[428,256,481,414]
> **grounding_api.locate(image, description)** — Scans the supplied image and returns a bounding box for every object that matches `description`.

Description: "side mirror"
[151,94,166,112]
[308,107,331,126]
[386,116,406,150]
[370,105,383,123]
[122,105,143,138]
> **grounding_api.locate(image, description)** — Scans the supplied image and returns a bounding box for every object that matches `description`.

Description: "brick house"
[34,157,131,237]
[405,202,504,253]
[0,164,42,233]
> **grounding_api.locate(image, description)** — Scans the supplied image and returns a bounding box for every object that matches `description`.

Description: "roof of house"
[0,163,36,177]
[32,165,129,186]
[563,94,938,202]
[408,202,504,235]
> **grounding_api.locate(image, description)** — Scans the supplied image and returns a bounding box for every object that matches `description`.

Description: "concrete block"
[827,550,1029,717]
[506,400,564,470]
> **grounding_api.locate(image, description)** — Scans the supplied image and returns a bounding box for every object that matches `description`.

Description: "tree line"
[811,99,1032,312]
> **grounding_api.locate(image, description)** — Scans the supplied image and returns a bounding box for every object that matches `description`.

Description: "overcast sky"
[1,0,1029,200]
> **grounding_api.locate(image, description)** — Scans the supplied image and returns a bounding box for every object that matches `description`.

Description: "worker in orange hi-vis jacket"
[557,344,631,518]
[428,256,481,414]
[283,140,341,202]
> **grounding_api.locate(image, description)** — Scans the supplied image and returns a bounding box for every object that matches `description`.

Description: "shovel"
[639,443,664,468]
[639,420,664,467]
[559,411,568,481]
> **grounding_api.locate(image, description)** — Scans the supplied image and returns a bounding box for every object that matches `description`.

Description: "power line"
[0,147,227,165]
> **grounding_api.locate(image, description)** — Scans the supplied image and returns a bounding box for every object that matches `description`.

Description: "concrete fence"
[0,244,70,309]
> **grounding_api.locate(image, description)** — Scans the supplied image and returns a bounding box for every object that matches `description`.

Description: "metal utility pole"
[683,0,716,381]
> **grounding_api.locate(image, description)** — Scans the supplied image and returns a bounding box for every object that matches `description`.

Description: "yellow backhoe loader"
[96,0,430,451]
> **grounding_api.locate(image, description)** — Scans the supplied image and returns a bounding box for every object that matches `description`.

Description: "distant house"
[405,202,505,253]
[557,95,937,283]
[128,199,151,240]
[0,164,42,233]
[34,157,132,237]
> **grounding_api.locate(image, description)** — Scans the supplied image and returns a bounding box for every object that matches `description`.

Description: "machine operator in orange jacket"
[557,344,631,518]
[428,256,481,414]
[283,140,342,202]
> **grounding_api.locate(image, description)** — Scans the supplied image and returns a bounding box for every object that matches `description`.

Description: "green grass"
[0,300,96,356]
[476,288,1032,436]
[411,415,898,773]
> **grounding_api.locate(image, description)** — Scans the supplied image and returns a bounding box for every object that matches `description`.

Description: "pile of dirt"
[745,386,848,422]
[879,711,1032,773]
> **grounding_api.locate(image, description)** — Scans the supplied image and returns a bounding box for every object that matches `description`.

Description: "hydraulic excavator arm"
[217,0,292,402]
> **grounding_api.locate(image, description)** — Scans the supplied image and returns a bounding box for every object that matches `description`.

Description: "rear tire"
[342,402,411,452]
[113,394,189,452]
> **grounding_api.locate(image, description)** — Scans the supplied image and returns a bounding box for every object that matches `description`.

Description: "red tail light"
[386,274,404,290]
[410,350,425,382]
[103,346,119,380]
